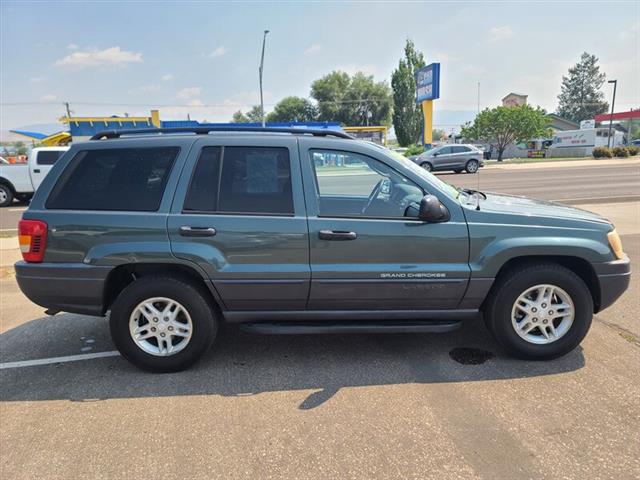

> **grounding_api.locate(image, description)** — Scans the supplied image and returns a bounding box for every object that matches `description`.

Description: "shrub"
[592,146,612,158]
[625,145,639,156]
[404,144,426,157]
[612,146,629,157]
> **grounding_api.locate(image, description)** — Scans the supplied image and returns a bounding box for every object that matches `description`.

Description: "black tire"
[465,159,480,174]
[420,161,433,172]
[0,183,14,207]
[483,263,593,360]
[110,276,218,372]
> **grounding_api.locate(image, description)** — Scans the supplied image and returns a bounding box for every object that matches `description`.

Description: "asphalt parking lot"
[1,161,639,479]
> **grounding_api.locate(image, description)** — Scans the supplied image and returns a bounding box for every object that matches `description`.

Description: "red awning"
[595,110,640,122]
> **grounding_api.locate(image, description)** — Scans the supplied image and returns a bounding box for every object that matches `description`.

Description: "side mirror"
[419,194,449,222]
[433,152,439,157]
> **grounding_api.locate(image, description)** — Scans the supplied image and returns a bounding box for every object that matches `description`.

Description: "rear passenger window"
[184,146,293,215]
[46,147,179,211]
[36,150,63,165]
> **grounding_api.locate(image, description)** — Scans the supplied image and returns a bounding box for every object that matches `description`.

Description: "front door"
[299,139,470,311]
[168,137,310,311]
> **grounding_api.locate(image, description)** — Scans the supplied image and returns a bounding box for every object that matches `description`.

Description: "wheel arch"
[483,255,601,312]
[0,176,16,193]
[102,262,225,316]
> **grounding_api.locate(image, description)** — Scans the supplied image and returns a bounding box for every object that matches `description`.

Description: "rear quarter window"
[46,147,179,211]
[36,150,64,165]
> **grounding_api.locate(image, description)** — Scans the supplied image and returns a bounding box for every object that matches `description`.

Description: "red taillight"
[18,220,47,263]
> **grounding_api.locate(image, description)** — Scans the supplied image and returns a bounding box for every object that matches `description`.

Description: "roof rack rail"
[90,126,354,141]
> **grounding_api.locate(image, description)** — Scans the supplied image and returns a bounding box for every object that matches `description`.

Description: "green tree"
[391,39,426,146]
[432,129,447,142]
[556,52,609,123]
[266,96,318,122]
[311,71,392,126]
[461,104,551,162]
[230,105,265,123]
[14,141,28,156]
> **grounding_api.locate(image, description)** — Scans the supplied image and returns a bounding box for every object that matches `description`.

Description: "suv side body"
[15,130,630,371]
[413,144,484,173]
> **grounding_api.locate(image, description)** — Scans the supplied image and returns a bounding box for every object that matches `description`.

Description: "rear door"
[299,137,470,311]
[168,136,310,311]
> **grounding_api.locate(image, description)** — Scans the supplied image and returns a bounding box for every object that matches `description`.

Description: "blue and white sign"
[415,63,440,102]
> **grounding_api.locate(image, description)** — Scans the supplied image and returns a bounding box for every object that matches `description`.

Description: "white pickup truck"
[0,147,69,207]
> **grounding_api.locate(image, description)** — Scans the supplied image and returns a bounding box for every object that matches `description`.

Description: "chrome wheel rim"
[0,187,7,203]
[421,163,432,172]
[467,161,478,172]
[511,284,574,345]
[129,297,193,356]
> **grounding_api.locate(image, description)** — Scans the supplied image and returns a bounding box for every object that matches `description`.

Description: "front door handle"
[179,226,217,237]
[33,169,41,173]
[319,230,357,241]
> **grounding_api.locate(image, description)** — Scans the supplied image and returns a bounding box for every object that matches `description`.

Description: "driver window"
[310,149,423,218]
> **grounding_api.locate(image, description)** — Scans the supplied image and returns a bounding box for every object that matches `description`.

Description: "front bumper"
[592,256,631,312]
[15,261,112,316]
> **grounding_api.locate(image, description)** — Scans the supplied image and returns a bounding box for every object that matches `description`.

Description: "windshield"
[386,150,460,199]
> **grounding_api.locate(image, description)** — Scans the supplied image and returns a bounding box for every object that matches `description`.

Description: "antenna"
[476,148,481,210]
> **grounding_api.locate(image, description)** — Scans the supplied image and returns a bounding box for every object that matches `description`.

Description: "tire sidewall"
[0,184,13,207]
[421,162,433,172]
[466,160,479,173]
[488,266,593,359]
[110,277,217,372]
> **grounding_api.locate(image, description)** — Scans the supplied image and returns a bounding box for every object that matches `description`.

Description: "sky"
[1,0,638,134]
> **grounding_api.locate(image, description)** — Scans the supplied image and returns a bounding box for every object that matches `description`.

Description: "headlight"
[607,229,625,259]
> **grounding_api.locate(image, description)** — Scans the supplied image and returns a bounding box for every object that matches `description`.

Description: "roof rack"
[90,126,354,141]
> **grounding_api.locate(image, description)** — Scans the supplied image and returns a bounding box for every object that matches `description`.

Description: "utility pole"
[477,82,480,114]
[607,79,617,148]
[259,30,270,128]
[63,102,72,119]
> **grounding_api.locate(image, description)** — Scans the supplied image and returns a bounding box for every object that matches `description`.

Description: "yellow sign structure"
[421,100,433,146]
[342,126,388,145]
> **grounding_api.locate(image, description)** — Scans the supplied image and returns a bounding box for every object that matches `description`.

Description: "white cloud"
[488,25,513,42]
[335,64,377,76]
[29,76,44,83]
[66,43,79,50]
[55,47,142,68]
[129,84,162,94]
[206,46,228,58]
[161,90,270,123]
[176,87,202,99]
[618,21,639,40]
[461,64,486,75]
[161,73,174,81]
[435,52,458,63]
[40,94,57,102]
[304,44,322,56]
[187,99,204,106]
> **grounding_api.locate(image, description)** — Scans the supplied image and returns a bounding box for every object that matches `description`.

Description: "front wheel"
[465,159,480,173]
[110,276,217,372]
[484,263,593,360]
[0,184,14,207]
[420,161,433,172]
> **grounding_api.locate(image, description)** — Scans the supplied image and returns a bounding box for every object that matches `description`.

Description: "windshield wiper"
[459,188,487,200]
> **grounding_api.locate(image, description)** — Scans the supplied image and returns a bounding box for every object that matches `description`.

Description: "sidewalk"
[0,236,21,268]
[485,157,640,170]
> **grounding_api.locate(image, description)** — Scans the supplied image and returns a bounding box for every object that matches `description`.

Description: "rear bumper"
[15,261,111,316]
[593,256,631,312]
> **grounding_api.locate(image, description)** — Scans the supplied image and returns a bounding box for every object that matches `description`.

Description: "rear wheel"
[465,159,480,173]
[420,161,433,172]
[484,263,593,360]
[110,276,217,372]
[0,184,13,207]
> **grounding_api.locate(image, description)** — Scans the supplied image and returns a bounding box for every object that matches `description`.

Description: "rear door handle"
[319,230,357,241]
[179,226,217,237]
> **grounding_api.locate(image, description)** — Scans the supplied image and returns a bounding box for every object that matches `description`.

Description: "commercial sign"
[415,63,440,102]
[580,119,595,130]
[552,130,595,148]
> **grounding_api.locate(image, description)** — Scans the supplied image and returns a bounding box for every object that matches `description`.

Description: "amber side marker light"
[607,229,624,260]
[18,220,48,263]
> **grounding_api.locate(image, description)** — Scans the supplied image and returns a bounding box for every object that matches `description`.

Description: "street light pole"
[259,30,269,128]
[607,79,617,148]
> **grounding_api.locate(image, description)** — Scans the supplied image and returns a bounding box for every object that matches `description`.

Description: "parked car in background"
[631,139,640,147]
[15,127,630,372]
[0,146,69,206]
[412,144,484,173]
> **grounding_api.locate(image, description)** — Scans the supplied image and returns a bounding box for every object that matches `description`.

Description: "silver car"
[412,144,484,174]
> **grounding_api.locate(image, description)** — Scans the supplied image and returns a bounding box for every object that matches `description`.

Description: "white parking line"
[0,351,120,370]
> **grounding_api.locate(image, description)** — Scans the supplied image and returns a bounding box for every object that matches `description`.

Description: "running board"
[240,321,463,335]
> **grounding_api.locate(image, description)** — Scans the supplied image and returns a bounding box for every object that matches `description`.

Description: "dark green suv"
[15,127,630,372]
